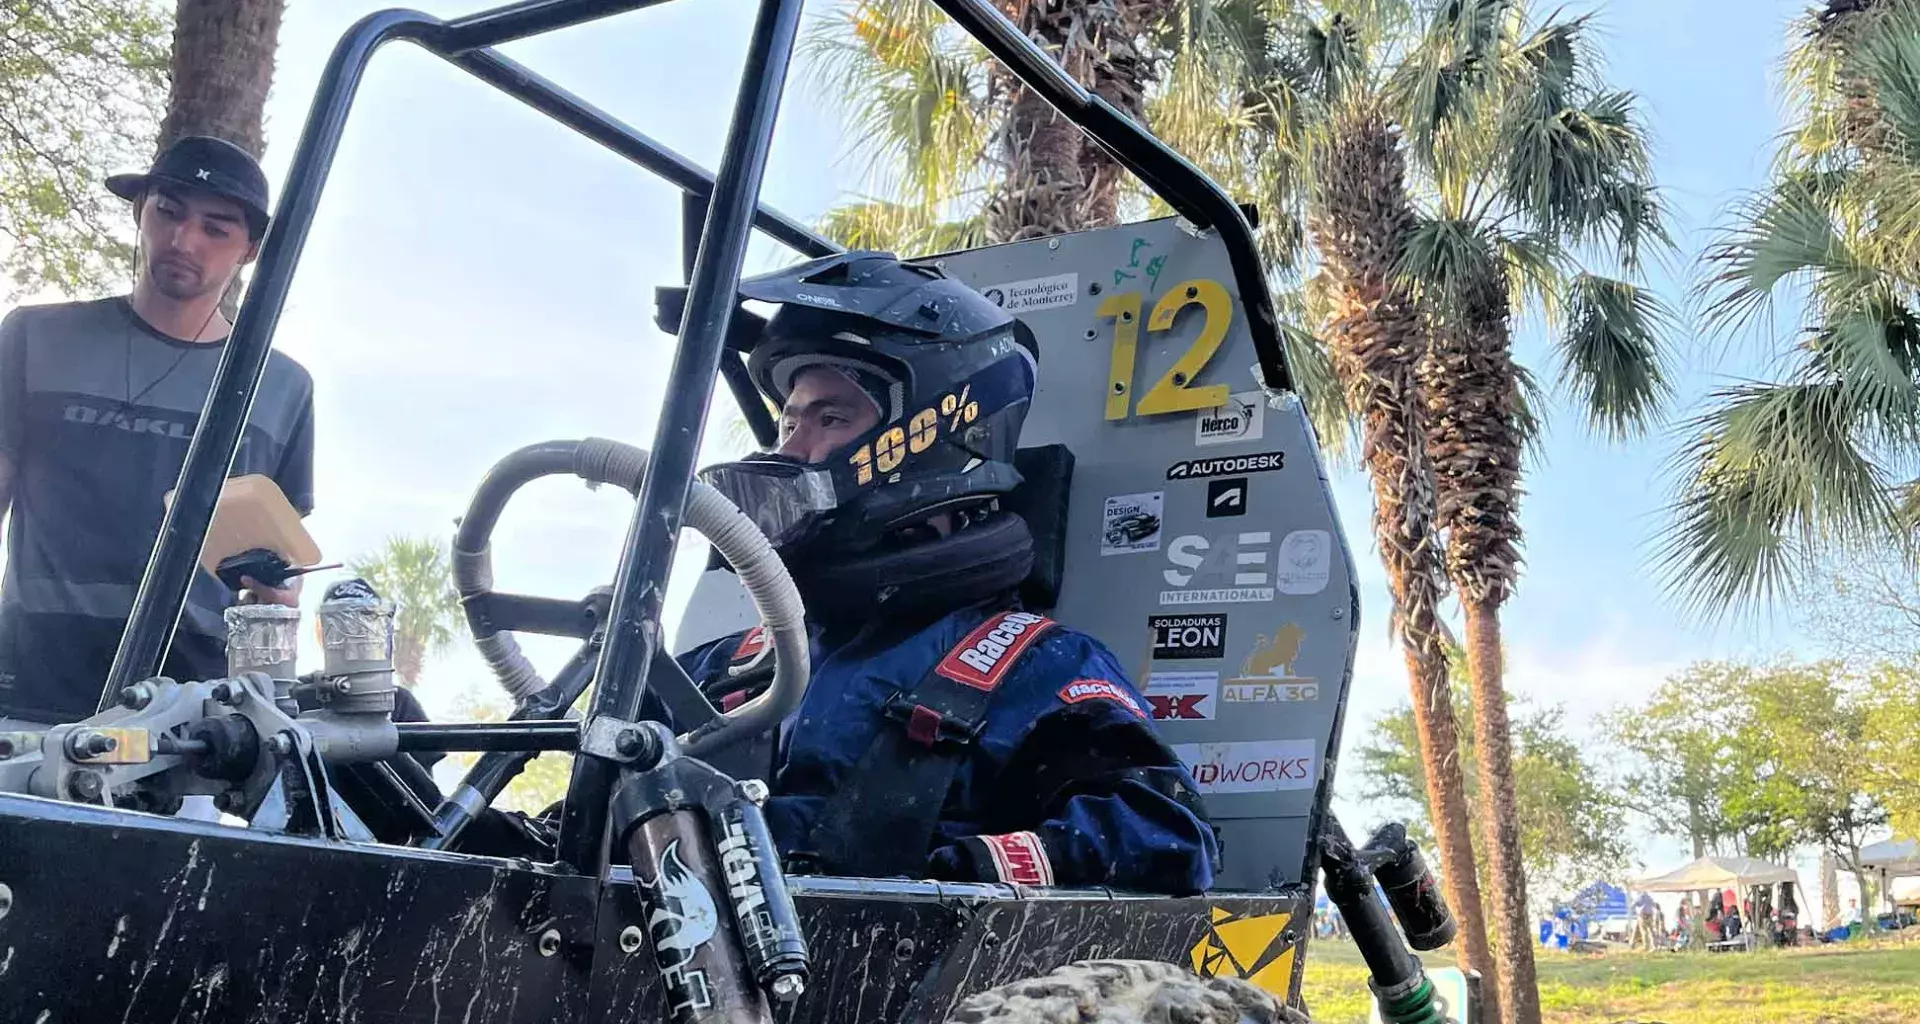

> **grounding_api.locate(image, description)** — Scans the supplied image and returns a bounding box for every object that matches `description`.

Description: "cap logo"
[196,168,211,181]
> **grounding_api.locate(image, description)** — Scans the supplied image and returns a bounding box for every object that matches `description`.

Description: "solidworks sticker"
[982,831,1054,886]
[1172,739,1318,794]
[1059,679,1146,718]
[937,611,1055,691]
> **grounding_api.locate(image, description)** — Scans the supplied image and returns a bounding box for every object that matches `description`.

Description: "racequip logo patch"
[982,831,1054,886]
[937,611,1055,691]
[1058,679,1146,718]
[731,626,767,664]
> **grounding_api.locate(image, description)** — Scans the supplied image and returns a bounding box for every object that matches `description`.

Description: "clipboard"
[162,474,321,579]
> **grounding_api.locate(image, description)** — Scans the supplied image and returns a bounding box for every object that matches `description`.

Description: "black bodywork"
[0,795,1309,1022]
[0,1,1339,1021]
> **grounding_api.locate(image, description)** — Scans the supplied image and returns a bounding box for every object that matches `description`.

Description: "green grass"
[1299,938,1920,1023]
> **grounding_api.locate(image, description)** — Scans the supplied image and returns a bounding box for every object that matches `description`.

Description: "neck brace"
[786,511,1035,630]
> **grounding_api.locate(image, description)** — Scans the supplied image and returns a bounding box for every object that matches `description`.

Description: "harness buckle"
[883,692,981,750]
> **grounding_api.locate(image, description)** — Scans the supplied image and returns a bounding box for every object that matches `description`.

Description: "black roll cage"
[101,0,1297,873]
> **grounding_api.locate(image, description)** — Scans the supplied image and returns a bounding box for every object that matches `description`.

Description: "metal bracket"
[580,715,662,764]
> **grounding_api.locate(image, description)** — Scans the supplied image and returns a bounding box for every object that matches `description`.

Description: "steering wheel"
[448,438,808,758]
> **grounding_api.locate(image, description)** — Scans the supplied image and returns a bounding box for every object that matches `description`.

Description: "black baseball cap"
[107,135,271,240]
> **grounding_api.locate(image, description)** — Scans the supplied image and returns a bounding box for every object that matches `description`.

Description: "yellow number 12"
[1099,278,1233,421]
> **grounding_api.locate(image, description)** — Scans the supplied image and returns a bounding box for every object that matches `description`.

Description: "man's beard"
[146,253,218,301]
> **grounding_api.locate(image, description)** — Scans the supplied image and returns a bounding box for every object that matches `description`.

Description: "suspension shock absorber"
[610,723,810,1024]
[1319,815,1471,1024]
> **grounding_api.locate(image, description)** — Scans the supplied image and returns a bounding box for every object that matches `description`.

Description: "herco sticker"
[1145,670,1219,721]
[1173,739,1318,794]
[1161,531,1277,605]
[1150,613,1226,660]
[1102,491,1164,556]
[1223,622,1319,703]
[1195,391,1266,446]
[1166,451,1285,481]
[979,272,1079,313]
[1276,530,1332,595]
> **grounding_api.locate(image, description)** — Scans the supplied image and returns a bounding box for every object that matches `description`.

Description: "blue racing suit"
[675,602,1218,894]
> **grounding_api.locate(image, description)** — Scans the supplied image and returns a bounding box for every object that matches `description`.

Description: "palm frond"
[1396,213,1503,317]
[1802,298,1920,439]
[816,197,987,256]
[1658,379,1900,614]
[1557,274,1676,441]
[801,1,992,207]
[1699,178,1878,337]
[1277,286,1358,463]
[1859,4,1920,155]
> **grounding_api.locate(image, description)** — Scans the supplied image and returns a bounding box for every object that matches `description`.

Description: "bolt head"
[1047,238,1060,250]
[736,779,770,805]
[266,732,296,757]
[538,928,562,957]
[619,925,644,954]
[69,770,104,802]
[120,683,154,710]
[614,728,642,757]
[0,882,12,920]
[216,789,248,814]
[771,974,806,1002]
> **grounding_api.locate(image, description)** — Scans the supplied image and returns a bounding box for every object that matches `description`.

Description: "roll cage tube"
[105,0,1301,875]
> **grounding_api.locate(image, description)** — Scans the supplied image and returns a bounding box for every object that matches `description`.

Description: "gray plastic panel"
[675,218,1360,891]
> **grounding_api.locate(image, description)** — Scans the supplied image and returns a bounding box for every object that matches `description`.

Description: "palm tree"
[1391,7,1674,1019]
[1661,0,1920,611]
[803,0,1180,248]
[158,0,284,156]
[349,535,466,689]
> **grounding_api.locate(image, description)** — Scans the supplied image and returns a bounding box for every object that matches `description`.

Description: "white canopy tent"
[1633,855,1798,893]
[1860,838,1920,877]
[1860,838,1920,913]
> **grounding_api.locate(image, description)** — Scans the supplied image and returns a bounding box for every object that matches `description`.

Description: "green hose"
[1373,975,1448,1024]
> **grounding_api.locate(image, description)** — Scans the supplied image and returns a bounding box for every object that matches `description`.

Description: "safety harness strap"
[805,611,1056,878]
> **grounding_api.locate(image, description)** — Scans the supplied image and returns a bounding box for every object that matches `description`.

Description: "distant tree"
[1353,647,1631,911]
[0,0,172,296]
[1795,548,1920,666]
[1610,663,1777,860]
[1738,661,1890,918]
[1618,659,1893,913]
[1860,662,1920,846]
[348,535,465,689]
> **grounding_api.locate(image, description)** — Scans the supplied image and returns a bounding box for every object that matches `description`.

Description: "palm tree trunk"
[158,0,284,156]
[1309,112,1497,1011]
[1423,262,1537,1023]
[987,0,1167,240]
[159,0,285,319]
[1463,598,1539,1024]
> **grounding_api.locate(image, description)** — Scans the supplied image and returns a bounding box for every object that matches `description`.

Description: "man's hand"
[239,575,301,608]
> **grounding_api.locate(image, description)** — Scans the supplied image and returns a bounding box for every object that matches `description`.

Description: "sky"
[0,0,1874,890]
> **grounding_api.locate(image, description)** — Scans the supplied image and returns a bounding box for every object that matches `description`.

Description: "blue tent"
[1571,880,1629,919]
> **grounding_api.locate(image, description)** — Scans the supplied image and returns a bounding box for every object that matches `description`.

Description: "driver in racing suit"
[683,252,1218,893]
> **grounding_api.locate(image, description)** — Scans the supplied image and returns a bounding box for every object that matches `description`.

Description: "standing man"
[0,135,313,729]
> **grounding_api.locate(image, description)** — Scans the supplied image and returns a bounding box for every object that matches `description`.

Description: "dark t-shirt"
[0,297,314,721]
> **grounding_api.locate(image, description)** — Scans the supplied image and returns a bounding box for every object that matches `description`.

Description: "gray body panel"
[678,219,1359,892]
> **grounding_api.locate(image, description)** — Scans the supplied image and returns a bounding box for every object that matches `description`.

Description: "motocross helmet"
[698,251,1037,556]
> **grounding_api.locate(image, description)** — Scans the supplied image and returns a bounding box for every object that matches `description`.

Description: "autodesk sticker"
[1166,451,1285,481]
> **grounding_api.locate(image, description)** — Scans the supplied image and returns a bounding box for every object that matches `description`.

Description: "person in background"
[0,136,313,730]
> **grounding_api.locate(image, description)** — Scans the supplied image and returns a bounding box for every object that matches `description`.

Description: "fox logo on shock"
[716,808,776,957]
[937,611,1056,691]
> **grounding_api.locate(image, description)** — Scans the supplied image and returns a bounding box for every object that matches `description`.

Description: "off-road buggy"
[0,2,1470,1021]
